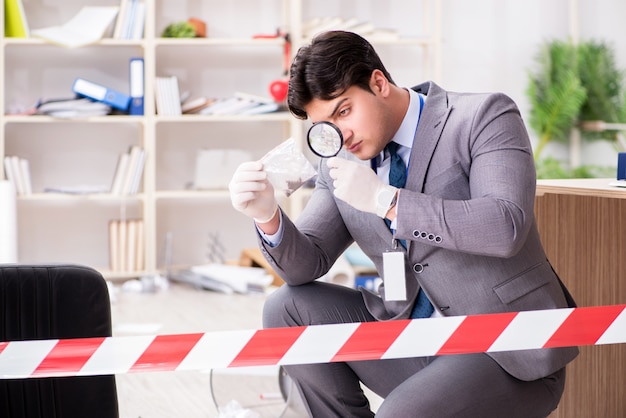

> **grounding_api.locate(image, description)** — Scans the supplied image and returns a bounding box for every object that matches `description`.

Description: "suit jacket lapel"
[406,81,453,193]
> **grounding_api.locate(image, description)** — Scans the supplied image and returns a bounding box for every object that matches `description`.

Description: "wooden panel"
[536,193,626,418]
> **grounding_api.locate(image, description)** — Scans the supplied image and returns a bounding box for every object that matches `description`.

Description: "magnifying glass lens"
[307,122,343,157]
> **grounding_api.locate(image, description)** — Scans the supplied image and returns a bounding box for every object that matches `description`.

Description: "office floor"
[110,279,381,418]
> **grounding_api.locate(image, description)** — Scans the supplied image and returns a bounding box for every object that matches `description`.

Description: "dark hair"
[287,30,395,119]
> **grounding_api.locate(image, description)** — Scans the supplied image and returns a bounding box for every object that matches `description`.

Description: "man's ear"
[370,69,390,96]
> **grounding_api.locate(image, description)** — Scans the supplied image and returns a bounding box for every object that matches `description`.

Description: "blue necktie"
[385,142,434,319]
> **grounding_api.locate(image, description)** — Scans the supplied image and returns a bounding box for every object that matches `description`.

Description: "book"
[118,219,127,272]
[112,0,144,40]
[31,6,119,48]
[109,220,120,271]
[108,218,144,273]
[182,97,214,114]
[199,93,279,116]
[238,102,279,115]
[234,91,275,104]
[3,155,32,196]
[121,145,145,195]
[3,156,18,193]
[110,146,145,195]
[130,1,146,40]
[18,158,32,195]
[126,219,137,272]
[135,219,144,271]
[154,76,182,116]
[110,152,130,195]
[113,0,129,38]
[4,0,29,38]
[128,149,146,194]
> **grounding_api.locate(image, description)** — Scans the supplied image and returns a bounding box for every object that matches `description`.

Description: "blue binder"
[129,57,144,115]
[72,78,131,111]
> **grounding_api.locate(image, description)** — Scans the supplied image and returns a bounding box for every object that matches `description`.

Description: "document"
[31,6,119,48]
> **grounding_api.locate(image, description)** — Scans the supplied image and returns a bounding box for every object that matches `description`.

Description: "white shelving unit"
[1,0,441,280]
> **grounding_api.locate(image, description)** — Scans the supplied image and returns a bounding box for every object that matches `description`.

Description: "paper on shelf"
[31,6,119,48]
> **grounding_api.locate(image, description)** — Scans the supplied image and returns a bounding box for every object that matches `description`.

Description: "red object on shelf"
[269,80,288,102]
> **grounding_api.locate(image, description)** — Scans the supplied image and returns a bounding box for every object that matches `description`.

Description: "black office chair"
[0,264,119,418]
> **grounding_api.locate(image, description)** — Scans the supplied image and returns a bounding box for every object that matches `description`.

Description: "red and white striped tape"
[1,304,625,379]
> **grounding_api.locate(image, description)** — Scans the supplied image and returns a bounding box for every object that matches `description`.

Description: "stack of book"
[113,0,145,40]
[109,218,144,273]
[197,93,280,116]
[3,155,32,196]
[36,98,111,118]
[110,145,146,195]
[154,76,182,116]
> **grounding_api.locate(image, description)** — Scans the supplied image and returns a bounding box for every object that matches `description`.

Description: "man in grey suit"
[229,30,578,417]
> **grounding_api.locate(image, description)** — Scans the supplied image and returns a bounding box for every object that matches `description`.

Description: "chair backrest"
[0,264,119,418]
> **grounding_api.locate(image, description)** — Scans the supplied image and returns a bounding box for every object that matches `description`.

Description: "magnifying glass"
[307,122,343,157]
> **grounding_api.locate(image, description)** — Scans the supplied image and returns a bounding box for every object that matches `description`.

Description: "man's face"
[304,73,393,161]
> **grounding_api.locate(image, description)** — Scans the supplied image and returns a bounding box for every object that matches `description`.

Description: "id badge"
[383,250,406,301]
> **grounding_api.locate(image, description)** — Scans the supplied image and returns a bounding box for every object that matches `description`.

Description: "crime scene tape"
[1,304,625,379]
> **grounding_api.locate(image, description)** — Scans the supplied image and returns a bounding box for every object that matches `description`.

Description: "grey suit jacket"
[259,81,578,381]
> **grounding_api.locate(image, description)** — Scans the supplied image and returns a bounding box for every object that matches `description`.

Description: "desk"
[535,179,626,418]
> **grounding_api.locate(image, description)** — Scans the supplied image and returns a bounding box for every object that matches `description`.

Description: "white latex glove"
[327,156,397,218]
[229,161,278,223]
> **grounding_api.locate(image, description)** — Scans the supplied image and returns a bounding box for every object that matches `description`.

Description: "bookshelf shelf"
[155,190,231,200]
[154,38,286,47]
[2,37,146,47]
[155,112,291,123]
[1,0,441,279]
[17,193,146,201]
[4,115,145,123]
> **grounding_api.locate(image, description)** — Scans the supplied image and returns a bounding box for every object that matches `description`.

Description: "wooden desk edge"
[536,178,626,199]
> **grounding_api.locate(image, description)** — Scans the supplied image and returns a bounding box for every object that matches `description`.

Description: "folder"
[129,58,144,115]
[72,78,131,111]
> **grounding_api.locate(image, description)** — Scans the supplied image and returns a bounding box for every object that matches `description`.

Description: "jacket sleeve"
[395,93,536,258]
[258,170,354,285]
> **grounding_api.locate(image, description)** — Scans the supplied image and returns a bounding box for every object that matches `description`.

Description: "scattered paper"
[190,264,273,294]
[218,400,261,418]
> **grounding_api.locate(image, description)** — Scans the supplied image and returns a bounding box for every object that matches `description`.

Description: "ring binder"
[72,78,131,111]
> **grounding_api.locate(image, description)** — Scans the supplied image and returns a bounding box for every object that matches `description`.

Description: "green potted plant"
[526,39,586,163]
[527,39,626,178]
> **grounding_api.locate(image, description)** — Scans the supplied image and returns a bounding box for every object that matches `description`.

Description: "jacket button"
[420,231,428,239]
[413,263,428,273]
[413,230,420,238]
[435,235,442,243]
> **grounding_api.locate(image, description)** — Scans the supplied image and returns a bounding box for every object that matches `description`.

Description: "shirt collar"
[390,88,424,150]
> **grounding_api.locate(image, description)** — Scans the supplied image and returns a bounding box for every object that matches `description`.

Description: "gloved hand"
[229,161,278,223]
[327,156,397,218]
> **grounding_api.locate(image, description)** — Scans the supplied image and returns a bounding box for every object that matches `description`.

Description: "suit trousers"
[263,281,566,418]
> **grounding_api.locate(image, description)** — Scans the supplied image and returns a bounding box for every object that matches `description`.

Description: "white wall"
[438,0,626,169]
